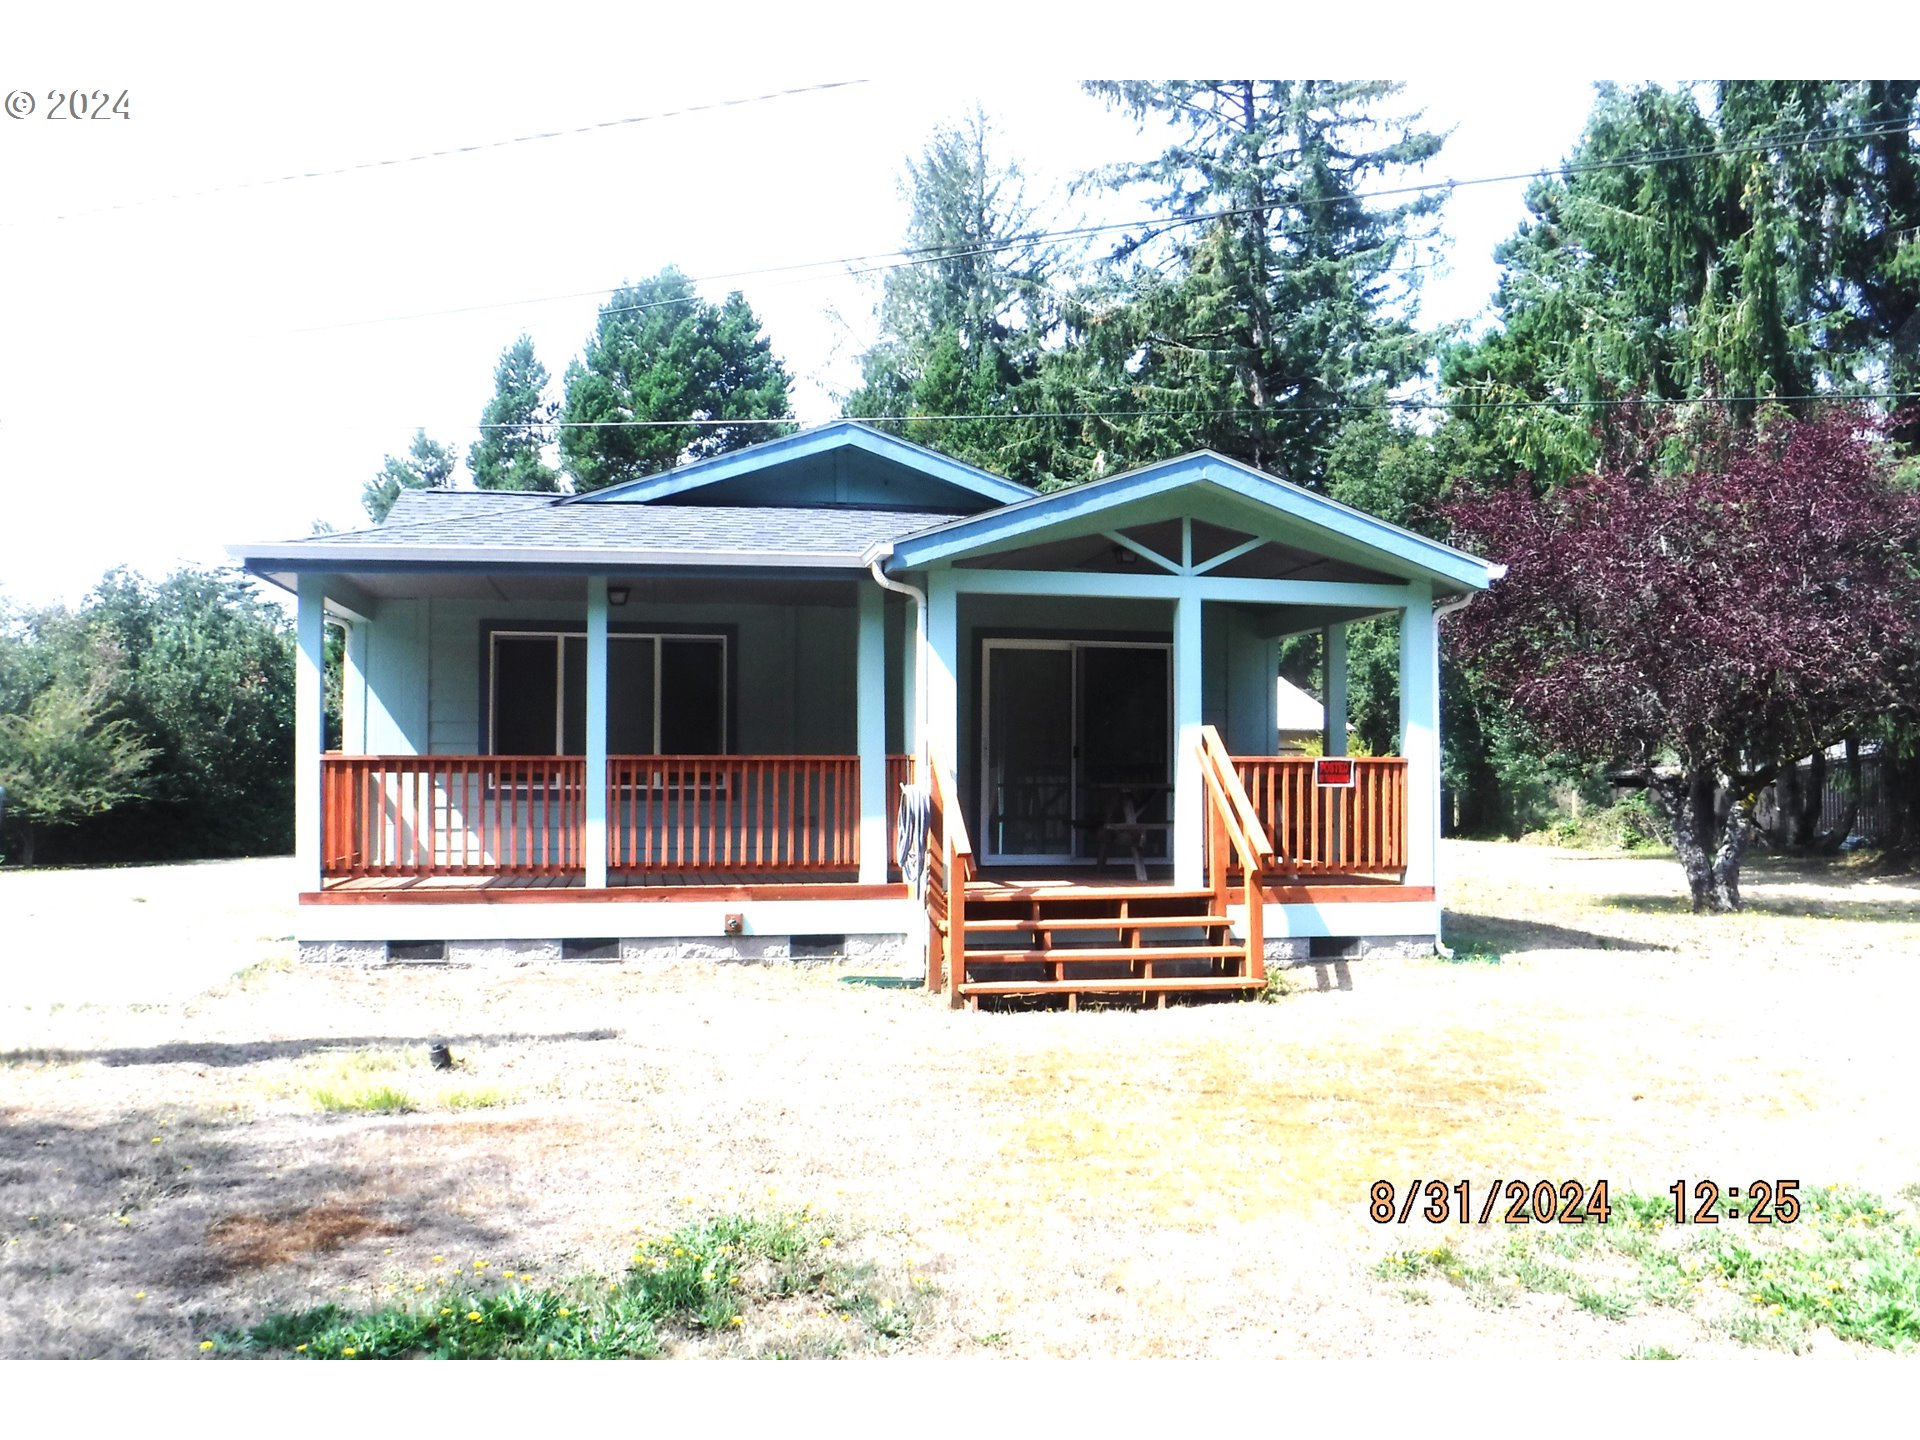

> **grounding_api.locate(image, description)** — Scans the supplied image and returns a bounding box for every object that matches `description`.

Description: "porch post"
[342,619,368,754]
[1173,591,1204,888]
[857,582,888,883]
[924,570,959,786]
[1398,584,1438,889]
[295,573,326,892]
[584,575,609,890]
[1323,624,1348,757]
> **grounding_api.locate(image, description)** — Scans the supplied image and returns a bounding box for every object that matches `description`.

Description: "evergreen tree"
[1078,81,1446,487]
[846,110,1063,481]
[1445,82,1920,483]
[469,334,560,493]
[559,268,791,493]
[361,429,458,523]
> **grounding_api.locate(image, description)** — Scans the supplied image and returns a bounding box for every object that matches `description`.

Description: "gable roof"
[880,450,1505,593]
[567,420,1033,510]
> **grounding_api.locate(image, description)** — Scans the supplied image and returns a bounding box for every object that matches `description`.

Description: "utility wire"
[16,81,868,226]
[287,114,1917,337]
[476,390,1920,429]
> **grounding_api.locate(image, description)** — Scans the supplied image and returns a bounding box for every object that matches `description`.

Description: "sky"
[0,4,1872,610]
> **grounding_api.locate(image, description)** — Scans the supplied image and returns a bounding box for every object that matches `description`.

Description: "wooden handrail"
[1196,725,1268,984]
[923,749,973,1006]
[1199,726,1276,870]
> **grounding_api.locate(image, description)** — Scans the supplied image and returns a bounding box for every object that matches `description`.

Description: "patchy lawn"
[2,841,1917,1359]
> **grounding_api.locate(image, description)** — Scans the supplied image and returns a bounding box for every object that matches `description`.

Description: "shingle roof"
[266,488,963,565]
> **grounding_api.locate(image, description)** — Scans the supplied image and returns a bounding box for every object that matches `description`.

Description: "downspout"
[1428,582,1497,956]
[863,543,927,771]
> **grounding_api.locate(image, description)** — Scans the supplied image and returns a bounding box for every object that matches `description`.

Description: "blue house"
[231,421,1501,1007]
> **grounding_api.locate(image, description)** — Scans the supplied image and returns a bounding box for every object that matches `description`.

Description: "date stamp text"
[6,89,132,121]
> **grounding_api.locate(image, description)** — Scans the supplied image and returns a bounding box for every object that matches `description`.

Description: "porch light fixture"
[607,586,630,606]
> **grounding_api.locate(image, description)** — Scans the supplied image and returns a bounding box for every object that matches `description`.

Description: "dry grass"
[1,842,1916,1359]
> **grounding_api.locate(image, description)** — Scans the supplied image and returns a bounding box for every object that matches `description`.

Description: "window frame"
[480,623,732,758]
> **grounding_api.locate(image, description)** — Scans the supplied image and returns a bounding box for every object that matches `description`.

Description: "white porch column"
[295,574,326,892]
[584,575,609,890]
[342,619,368,754]
[1173,591,1205,888]
[1323,624,1348,757]
[1398,583,1438,889]
[857,582,888,883]
[924,570,960,786]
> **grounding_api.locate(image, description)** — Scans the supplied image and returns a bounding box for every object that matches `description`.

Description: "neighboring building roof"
[232,491,963,571]
[881,449,1505,594]
[1276,677,1325,732]
[569,420,1033,510]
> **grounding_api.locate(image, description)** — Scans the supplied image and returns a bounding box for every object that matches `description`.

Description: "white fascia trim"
[568,422,1033,507]
[885,454,1501,591]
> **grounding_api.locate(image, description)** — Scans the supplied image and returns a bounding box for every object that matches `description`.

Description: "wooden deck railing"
[1231,755,1408,877]
[922,750,975,1005]
[321,755,588,878]
[1199,726,1275,984]
[321,754,915,881]
[609,755,869,873]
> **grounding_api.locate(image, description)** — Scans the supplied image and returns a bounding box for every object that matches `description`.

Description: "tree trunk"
[1814,735,1861,853]
[18,823,35,869]
[1793,747,1825,848]
[1647,768,1749,912]
[1709,791,1754,910]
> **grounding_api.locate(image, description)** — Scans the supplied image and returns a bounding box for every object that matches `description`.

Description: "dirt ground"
[2,840,1917,1360]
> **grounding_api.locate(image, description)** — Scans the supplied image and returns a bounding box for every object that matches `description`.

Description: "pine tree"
[845,110,1063,482]
[469,334,559,493]
[361,430,458,523]
[1079,81,1446,487]
[559,268,791,493]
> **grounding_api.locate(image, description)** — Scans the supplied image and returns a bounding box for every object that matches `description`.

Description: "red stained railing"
[1230,756,1408,877]
[322,754,916,881]
[321,755,587,878]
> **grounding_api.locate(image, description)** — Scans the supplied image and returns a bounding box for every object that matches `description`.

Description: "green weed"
[309,1085,415,1114]
[210,1208,919,1360]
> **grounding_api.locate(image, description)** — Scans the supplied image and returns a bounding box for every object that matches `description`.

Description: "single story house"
[231,421,1502,1007]
[1276,676,1328,754]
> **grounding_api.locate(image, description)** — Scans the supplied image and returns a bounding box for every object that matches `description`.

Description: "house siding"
[338,594,901,758]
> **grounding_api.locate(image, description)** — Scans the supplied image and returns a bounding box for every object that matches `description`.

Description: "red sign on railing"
[1314,757,1355,788]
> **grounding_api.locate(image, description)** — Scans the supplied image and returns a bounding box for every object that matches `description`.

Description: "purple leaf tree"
[1445,408,1920,911]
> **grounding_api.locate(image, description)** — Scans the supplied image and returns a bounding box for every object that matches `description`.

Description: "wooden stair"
[952,883,1261,1011]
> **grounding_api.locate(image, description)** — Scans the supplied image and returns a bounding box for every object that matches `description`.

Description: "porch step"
[960,944,1243,965]
[964,883,1218,904]
[959,976,1262,998]
[963,913,1231,933]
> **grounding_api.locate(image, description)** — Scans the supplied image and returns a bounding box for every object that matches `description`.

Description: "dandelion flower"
[151,1137,162,1144]
[472,1260,489,1270]
[440,1307,453,1316]
[1767,1304,1783,1316]
[134,1291,146,1301]
[467,1311,483,1323]
[199,1340,214,1351]
[729,1316,744,1328]
[430,1255,444,1264]
[558,1308,571,1318]
[342,1347,357,1357]
[413,1284,425,1292]
[295,1344,307,1353]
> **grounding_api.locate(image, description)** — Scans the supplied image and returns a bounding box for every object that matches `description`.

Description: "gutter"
[861,542,928,769]
[1427,588,1486,958]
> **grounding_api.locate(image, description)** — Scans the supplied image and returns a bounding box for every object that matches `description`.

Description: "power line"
[476,390,1920,429]
[285,114,1917,337]
[17,81,868,226]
